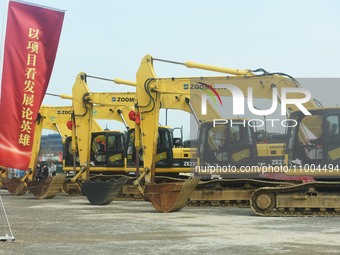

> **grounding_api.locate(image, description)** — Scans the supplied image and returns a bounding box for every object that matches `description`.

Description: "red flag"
[0,1,65,170]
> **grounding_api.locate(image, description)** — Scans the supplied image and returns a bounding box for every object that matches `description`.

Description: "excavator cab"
[91,132,126,167]
[127,127,173,168]
[63,131,126,169]
[286,108,340,169]
[197,120,258,168]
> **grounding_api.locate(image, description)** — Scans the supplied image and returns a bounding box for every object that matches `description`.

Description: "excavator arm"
[38,105,103,142]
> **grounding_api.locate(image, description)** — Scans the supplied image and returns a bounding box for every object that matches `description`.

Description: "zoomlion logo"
[183,82,222,108]
[112,97,134,102]
[57,110,73,114]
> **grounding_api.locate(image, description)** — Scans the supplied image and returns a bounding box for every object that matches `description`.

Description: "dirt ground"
[1,190,340,255]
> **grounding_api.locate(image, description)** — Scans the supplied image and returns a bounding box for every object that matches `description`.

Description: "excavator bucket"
[82,176,129,205]
[144,177,200,213]
[2,178,27,195]
[27,175,66,199]
[62,179,82,195]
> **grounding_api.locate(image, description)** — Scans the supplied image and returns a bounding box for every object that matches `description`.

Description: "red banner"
[0,1,64,170]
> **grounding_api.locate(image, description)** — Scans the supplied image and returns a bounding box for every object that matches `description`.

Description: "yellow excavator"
[128,54,330,213]
[174,61,340,215]
[127,55,246,211]
[66,73,217,205]
[59,90,136,198]
[63,93,134,199]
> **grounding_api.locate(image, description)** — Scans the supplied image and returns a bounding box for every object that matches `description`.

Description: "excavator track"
[114,189,144,201]
[250,181,340,216]
[188,179,297,207]
[113,175,188,201]
[115,177,144,201]
[61,179,82,195]
[112,177,297,208]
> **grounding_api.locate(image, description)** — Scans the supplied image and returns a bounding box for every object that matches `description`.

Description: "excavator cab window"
[90,132,125,167]
[106,133,125,167]
[287,109,340,167]
[91,134,106,165]
[288,114,323,165]
[126,130,135,166]
[198,121,257,167]
[171,127,184,148]
[127,128,173,168]
[156,128,173,167]
[323,114,340,164]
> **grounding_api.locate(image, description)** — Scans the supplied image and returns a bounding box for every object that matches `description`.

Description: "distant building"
[39,134,63,161]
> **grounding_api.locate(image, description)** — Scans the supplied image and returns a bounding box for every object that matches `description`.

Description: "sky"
[1,0,340,137]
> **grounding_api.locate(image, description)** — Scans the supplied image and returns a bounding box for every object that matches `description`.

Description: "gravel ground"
[0,190,340,255]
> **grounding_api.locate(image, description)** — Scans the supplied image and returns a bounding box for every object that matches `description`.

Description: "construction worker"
[95,137,106,162]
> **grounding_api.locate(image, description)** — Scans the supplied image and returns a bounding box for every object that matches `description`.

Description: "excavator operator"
[95,137,105,152]
[94,137,106,162]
